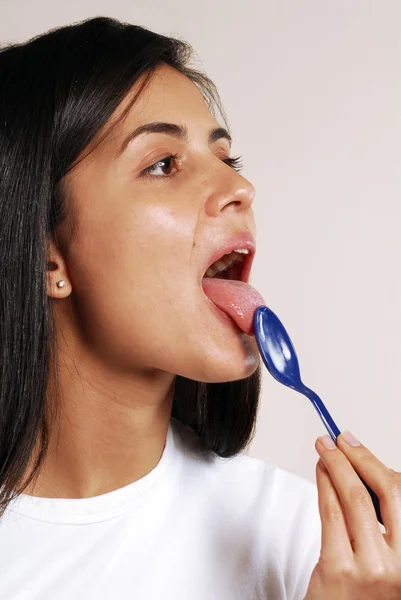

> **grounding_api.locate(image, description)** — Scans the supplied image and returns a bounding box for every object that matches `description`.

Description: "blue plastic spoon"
[254,304,383,526]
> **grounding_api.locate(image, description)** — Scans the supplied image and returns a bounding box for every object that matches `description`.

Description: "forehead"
[71,65,224,172]
[115,65,220,135]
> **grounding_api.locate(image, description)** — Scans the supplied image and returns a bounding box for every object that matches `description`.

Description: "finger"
[316,435,385,557]
[337,431,401,548]
[315,459,354,563]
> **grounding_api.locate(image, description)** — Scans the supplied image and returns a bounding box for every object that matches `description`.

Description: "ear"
[46,234,71,299]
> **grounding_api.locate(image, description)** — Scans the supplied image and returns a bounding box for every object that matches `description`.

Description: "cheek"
[75,202,194,278]
[118,204,196,284]
[68,202,198,345]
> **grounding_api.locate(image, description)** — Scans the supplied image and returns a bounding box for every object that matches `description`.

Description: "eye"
[222,155,243,173]
[140,152,244,180]
[141,154,179,178]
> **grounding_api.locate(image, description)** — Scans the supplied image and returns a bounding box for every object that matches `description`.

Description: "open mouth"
[202,249,251,283]
[200,246,262,335]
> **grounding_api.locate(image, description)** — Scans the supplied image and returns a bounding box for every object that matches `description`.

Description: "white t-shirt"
[0,417,321,600]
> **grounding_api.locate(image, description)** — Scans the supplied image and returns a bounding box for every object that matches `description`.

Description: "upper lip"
[201,232,256,284]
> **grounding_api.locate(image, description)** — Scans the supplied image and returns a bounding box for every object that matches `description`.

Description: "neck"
[22,346,175,500]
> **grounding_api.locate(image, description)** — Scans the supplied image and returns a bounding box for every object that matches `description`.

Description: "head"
[0,17,261,514]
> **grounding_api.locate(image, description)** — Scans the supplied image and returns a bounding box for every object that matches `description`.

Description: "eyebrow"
[118,122,232,156]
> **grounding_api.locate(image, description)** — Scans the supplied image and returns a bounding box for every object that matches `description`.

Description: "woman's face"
[59,65,259,383]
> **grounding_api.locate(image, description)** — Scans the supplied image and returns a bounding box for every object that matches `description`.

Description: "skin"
[24,64,401,597]
[306,433,401,598]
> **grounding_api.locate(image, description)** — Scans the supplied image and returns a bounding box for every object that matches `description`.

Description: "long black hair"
[0,16,261,517]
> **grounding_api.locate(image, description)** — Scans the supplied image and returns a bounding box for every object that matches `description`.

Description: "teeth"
[205,249,248,278]
[213,259,227,273]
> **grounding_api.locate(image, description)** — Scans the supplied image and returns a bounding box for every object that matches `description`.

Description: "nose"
[203,166,255,218]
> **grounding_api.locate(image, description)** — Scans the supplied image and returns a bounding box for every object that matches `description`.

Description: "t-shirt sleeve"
[274,468,322,600]
[290,485,321,599]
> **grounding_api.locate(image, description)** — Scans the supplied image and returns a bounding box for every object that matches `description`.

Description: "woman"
[0,16,400,600]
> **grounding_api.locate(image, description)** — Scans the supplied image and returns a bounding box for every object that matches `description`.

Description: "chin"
[192,340,260,383]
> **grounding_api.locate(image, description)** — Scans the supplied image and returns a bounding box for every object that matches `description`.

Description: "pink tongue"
[202,278,265,336]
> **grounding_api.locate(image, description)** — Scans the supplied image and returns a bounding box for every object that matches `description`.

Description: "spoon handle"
[301,385,383,526]
[300,386,341,441]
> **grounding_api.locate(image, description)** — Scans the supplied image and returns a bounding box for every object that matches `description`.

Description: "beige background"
[1,0,400,483]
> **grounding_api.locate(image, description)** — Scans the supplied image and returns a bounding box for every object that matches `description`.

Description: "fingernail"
[341,431,361,447]
[319,434,336,450]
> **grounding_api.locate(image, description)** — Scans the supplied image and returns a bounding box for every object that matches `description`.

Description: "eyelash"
[140,153,244,180]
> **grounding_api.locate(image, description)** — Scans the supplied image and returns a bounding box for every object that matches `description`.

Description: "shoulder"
[171,416,319,524]
[171,417,321,597]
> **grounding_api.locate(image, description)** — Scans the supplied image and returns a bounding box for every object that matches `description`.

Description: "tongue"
[202,278,265,336]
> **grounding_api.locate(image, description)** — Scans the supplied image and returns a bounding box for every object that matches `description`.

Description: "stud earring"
[56,280,66,288]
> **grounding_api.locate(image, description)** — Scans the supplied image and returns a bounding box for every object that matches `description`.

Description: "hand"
[305,431,401,600]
